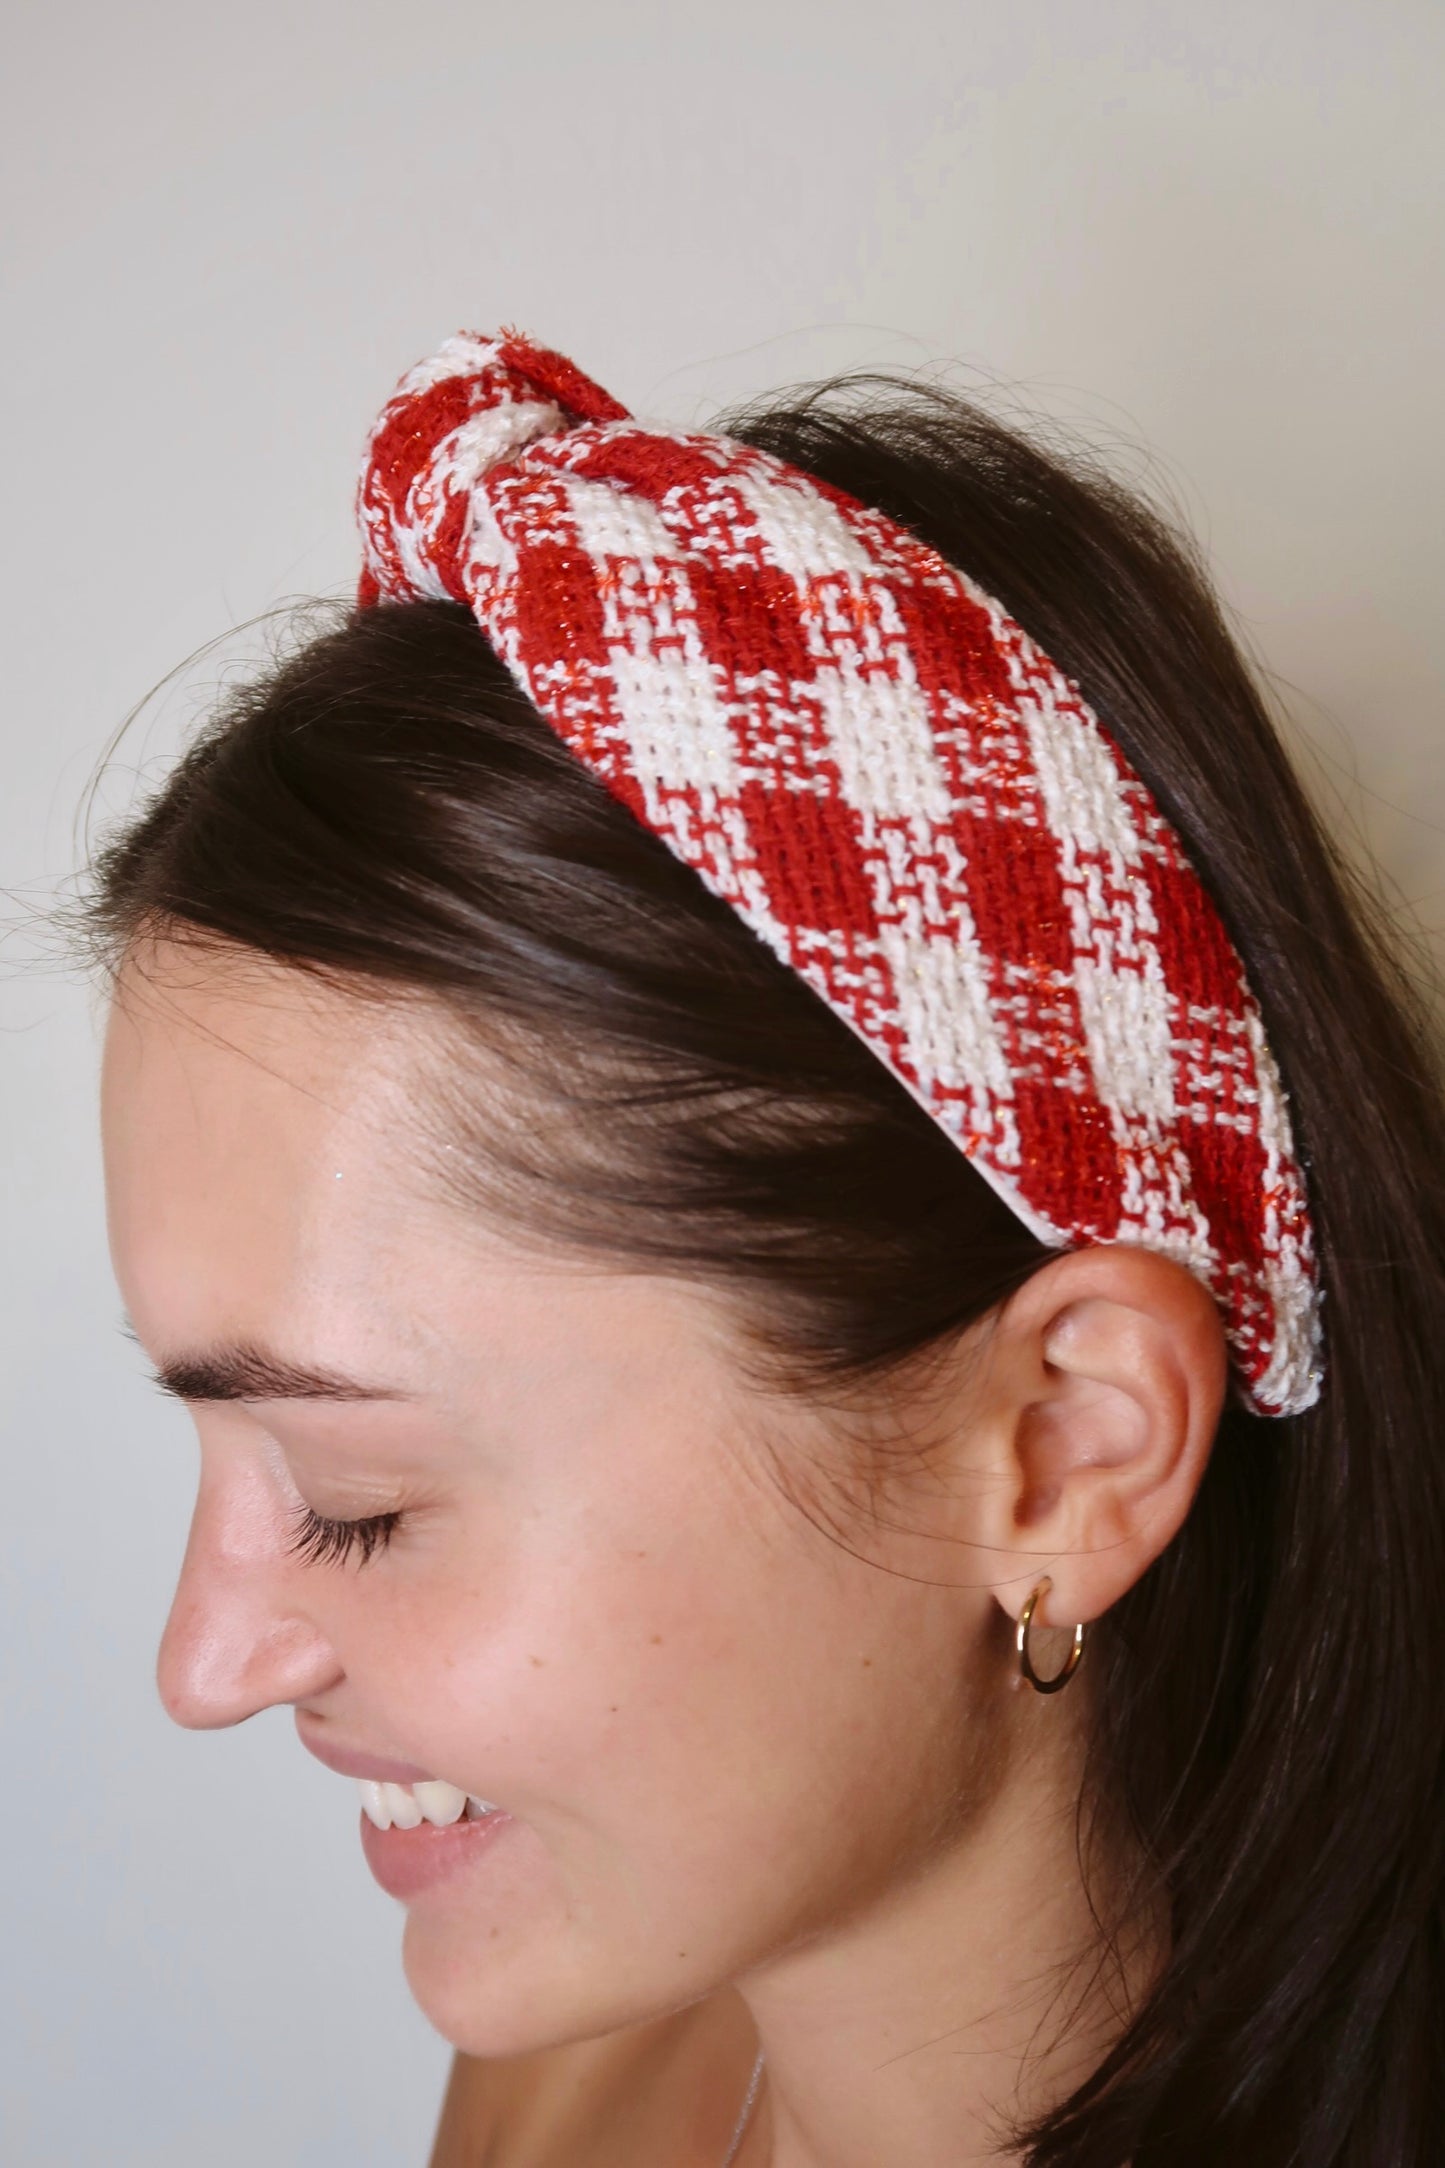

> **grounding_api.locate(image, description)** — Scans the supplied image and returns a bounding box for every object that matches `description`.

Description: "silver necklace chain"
[719,2047,765,2166]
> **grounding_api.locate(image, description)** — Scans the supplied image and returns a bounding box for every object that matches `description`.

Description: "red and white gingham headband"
[355,328,1322,1418]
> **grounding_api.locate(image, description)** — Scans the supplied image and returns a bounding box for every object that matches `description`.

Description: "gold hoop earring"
[1016,1578,1086,1694]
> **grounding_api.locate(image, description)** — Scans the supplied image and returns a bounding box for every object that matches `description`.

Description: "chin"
[399,1907,653,2059]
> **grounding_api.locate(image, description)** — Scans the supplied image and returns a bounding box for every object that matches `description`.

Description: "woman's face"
[100,940,1005,2054]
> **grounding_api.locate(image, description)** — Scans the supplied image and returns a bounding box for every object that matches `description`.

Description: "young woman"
[85,331,1445,2166]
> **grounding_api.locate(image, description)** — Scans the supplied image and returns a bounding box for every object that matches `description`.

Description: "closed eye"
[287,1503,403,1569]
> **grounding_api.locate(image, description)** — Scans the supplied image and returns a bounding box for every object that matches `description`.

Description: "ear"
[959,1245,1229,1636]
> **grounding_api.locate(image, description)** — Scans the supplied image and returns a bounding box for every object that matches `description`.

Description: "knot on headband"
[356,327,1323,1418]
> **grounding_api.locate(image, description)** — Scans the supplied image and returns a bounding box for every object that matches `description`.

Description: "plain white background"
[3,4,1442,2162]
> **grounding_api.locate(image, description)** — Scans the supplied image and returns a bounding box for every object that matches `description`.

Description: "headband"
[355,328,1322,1418]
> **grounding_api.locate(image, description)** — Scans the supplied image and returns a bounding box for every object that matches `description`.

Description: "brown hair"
[79,371,1445,2164]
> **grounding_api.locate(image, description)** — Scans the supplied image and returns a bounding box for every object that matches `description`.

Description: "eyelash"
[286,1503,404,1569]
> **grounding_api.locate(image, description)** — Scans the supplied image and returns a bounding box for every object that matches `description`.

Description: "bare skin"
[427,1986,765,2165]
[100,938,1225,2168]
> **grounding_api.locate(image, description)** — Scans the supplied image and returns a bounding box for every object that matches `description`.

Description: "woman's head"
[100,925,1223,2074]
[86,358,1445,2160]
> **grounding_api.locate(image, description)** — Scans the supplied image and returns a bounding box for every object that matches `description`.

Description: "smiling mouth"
[356,1782,515,1902]
[358,1777,502,1830]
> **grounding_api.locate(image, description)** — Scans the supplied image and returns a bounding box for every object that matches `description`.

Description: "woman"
[85,332,1445,2165]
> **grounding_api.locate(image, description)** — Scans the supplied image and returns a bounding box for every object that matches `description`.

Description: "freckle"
[529,1655,545,1667]
[489,1927,499,1939]
[650,1634,663,1645]
[608,1705,619,1713]
[861,1658,872,1668]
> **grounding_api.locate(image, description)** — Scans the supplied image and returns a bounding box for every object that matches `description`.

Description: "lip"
[293,1709,441,1784]
[359,1803,514,1901]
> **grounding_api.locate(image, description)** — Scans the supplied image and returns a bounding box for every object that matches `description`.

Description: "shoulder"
[427,1987,760,2168]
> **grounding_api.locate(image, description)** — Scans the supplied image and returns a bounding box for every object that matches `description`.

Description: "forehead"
[100,942,449,1354]
[97,940,753,1441]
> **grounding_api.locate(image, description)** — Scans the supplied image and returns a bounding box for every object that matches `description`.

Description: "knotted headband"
[356,328,1323,1417]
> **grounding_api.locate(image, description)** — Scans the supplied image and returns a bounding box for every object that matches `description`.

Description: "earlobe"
[975,1246,1228,1633]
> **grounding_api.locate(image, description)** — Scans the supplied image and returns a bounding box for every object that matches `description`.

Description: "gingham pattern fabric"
[356,328,1322,1417]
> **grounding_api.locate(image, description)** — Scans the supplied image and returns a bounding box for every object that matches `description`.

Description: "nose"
[157,1452,343,1729]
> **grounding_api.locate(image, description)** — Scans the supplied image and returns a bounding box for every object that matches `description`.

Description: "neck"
[730,1674,1164,2168]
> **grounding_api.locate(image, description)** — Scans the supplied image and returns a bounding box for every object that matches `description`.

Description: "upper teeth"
[357,1778,499,1830]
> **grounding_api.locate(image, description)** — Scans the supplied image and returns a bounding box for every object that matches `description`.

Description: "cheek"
[420,1553,749,1803]
[357,1478,975,1850]
[379,1499,996,2053]
[430,1523,938,1890]
[337,1524,707,1804]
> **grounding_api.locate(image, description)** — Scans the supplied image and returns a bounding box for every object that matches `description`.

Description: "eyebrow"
[119,1315,416,1404]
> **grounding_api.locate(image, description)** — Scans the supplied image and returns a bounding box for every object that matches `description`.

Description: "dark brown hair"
[80,372,1445,2164]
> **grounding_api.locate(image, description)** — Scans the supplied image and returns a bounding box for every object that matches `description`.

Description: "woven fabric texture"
[356,328,1322,1418]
